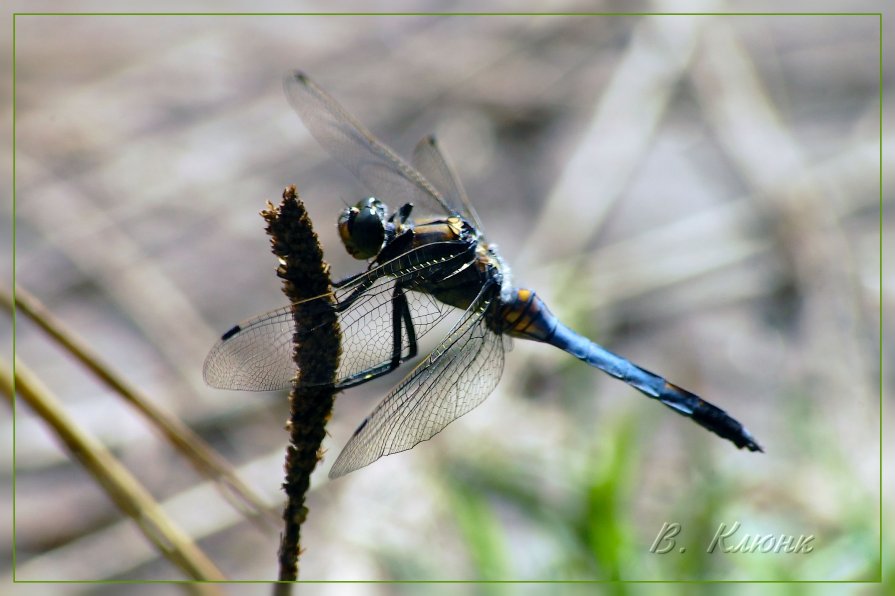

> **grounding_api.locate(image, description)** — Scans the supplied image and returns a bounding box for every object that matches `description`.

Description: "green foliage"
[370,401,880,585]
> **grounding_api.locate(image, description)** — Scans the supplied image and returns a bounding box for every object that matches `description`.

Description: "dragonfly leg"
[333,283,419,390]
[332,277,378,312]
[393,203,414,225]
[391,283,418,369]
[385,283,416,372]
[333,269,371,289]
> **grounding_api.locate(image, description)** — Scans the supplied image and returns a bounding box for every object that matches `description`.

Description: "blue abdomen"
[498,287,762,452]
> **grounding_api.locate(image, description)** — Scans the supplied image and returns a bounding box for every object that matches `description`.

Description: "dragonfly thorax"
[338,197,389,260]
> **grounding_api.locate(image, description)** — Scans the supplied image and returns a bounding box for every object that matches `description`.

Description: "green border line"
[879,10,884,585]
[10,10,16,585]
[9,11,884,585]
[4,579,889,585]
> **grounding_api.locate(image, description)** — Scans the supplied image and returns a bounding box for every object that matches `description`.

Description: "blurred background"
[2,2,890,593]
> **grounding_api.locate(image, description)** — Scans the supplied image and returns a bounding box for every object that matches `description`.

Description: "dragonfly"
[204,71,762,478]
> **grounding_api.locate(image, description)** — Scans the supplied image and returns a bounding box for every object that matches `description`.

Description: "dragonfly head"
[338,197,388,260]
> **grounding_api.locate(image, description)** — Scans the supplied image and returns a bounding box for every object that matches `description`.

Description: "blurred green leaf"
[441,471,510,585]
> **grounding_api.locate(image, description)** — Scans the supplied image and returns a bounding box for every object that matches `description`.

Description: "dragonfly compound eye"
[338,197,387,260]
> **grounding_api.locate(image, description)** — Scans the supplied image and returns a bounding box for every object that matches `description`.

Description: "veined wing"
[411,134,485,233]
[284,71,455,218]
[203,241,475,391]
[329,283,510,478]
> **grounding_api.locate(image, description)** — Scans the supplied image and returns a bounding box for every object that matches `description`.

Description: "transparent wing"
[204,303,314,391]
[329,285,509,478]
[204,241,475,391]
[411,134,485,233]
[284,71,455,218]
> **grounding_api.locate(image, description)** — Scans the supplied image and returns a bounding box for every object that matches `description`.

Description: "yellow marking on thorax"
[410,221,461,250]
[446,216,464,236]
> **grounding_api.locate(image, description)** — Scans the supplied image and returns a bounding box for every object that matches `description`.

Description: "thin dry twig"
[1,285,280,532]
[4,446,294,584]
[1,358,226,583]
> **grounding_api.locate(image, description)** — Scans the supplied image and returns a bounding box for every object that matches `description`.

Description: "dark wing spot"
[221,325,241,341]
[352,417,369,438]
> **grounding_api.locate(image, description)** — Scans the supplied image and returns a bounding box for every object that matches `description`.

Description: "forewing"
[203,304,302,391]
[284,71,455,218]
[411,135,484,232]
[329,286,509,478]
[204,241,475,391]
